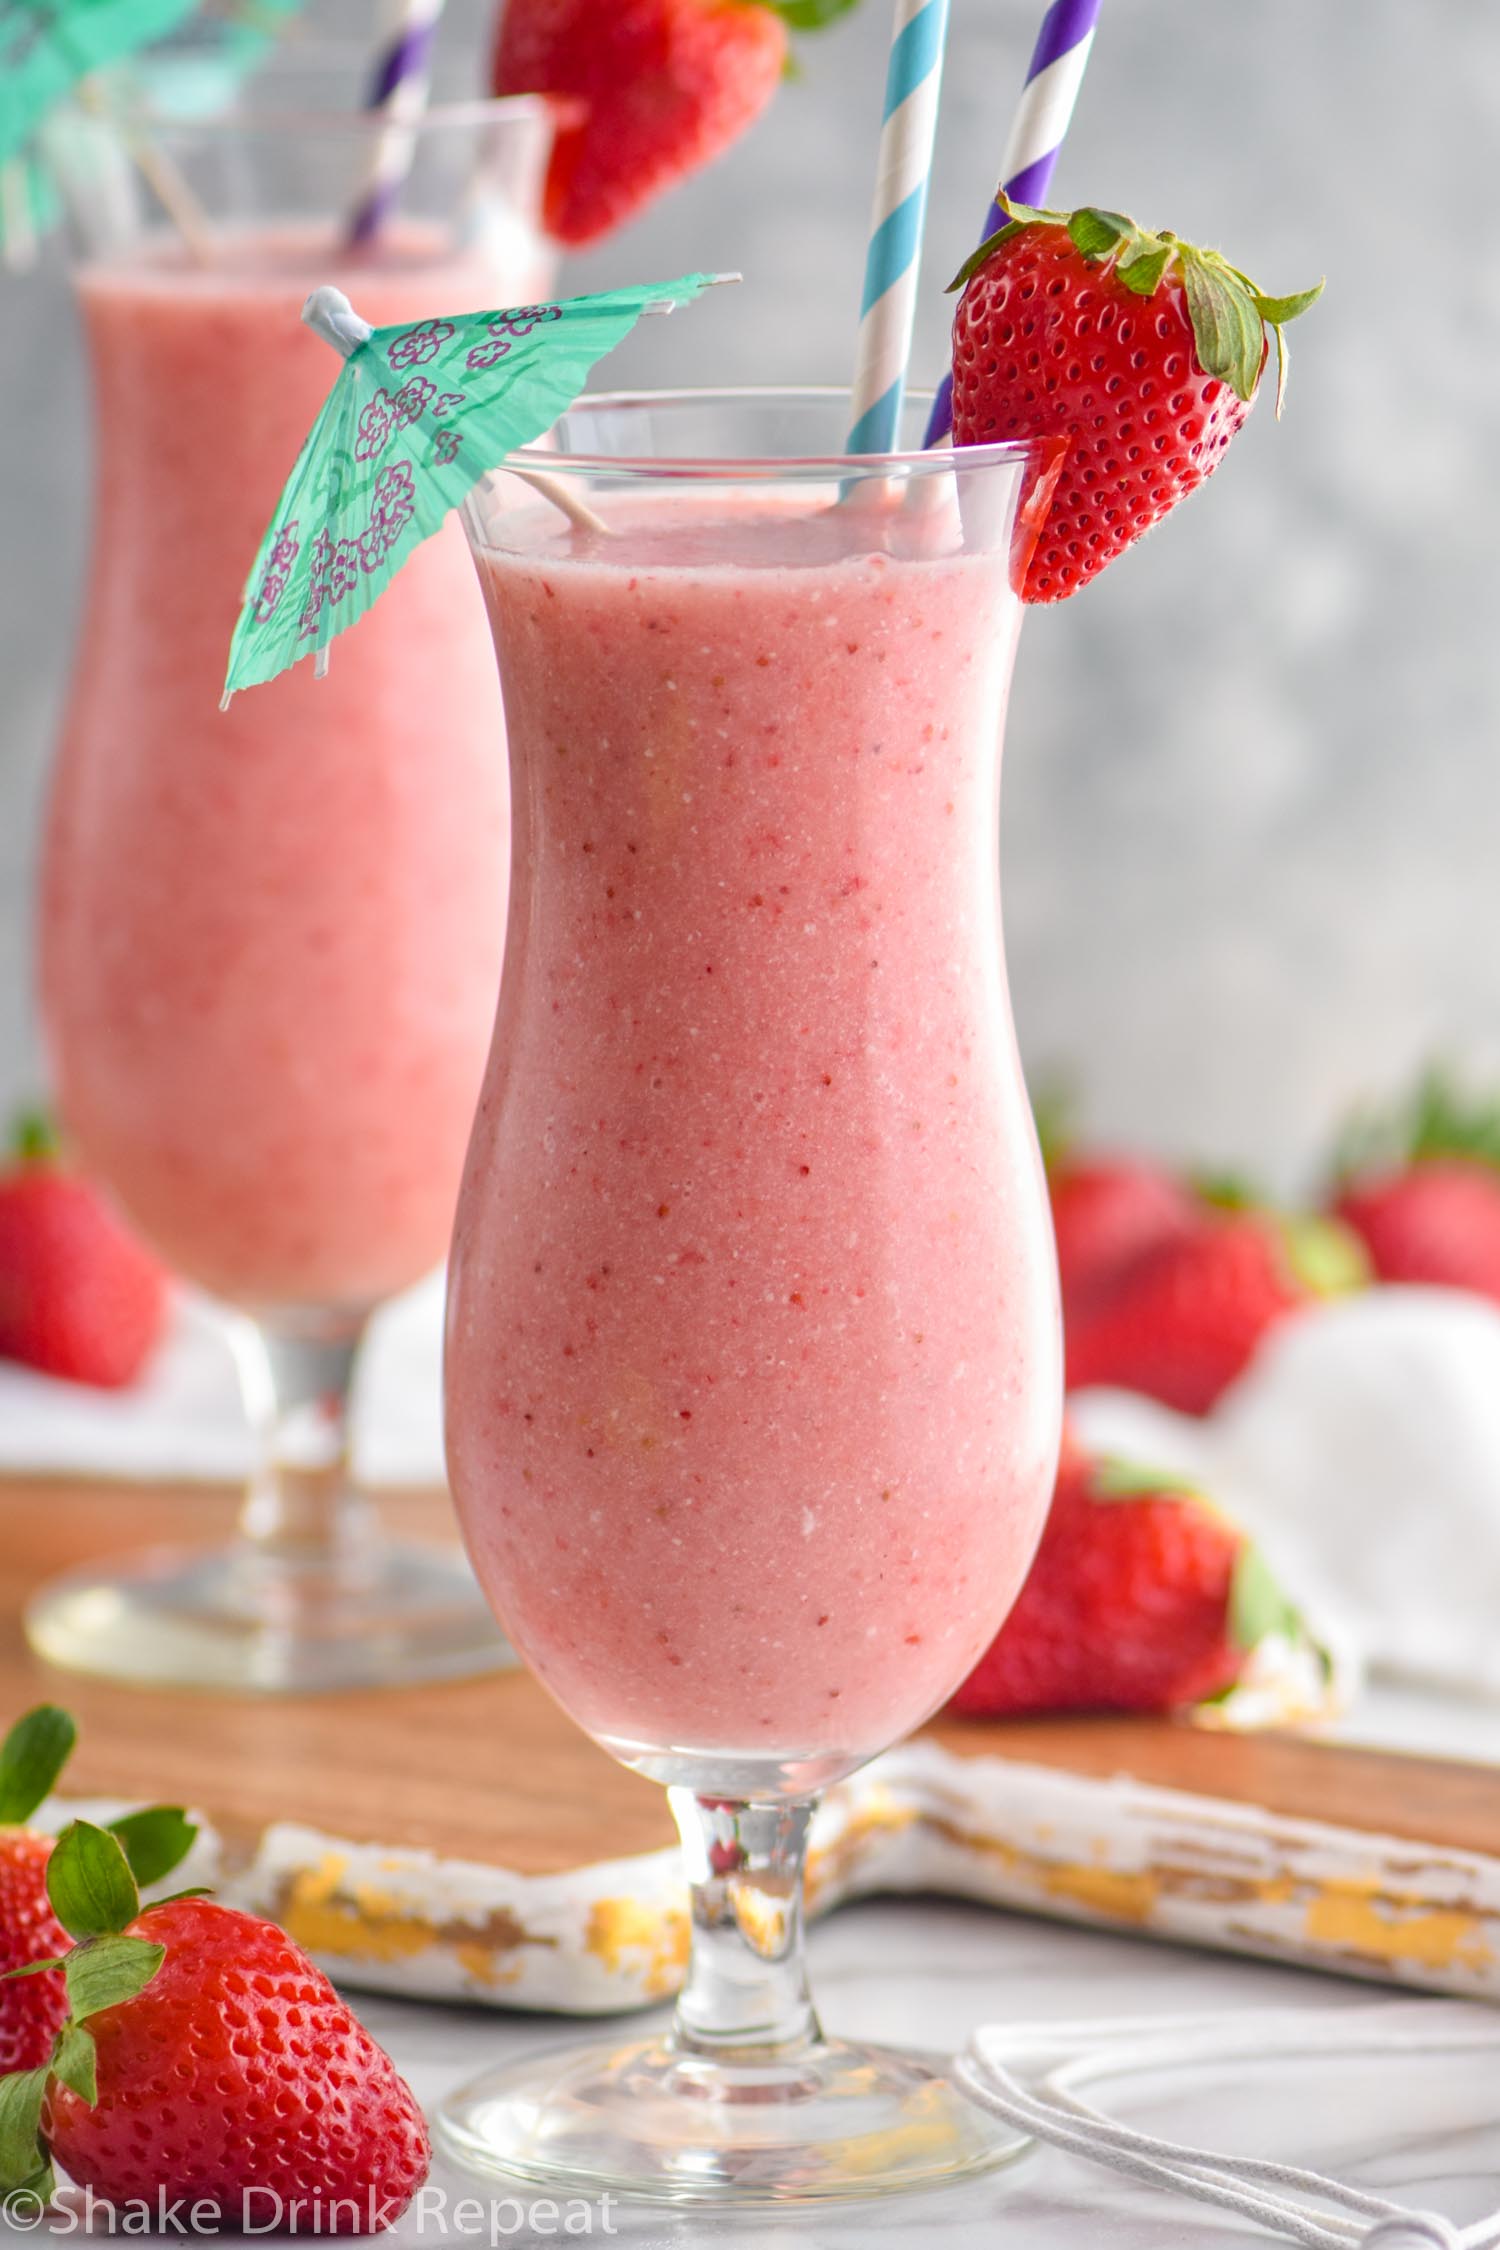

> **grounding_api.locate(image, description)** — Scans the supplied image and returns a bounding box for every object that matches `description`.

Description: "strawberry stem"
[1332,1062,1500,1185]
[9,1111,60,1166]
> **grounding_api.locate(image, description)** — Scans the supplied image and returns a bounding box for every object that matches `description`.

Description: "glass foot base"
[435,2033,1029,2205]
[25,1539,516,1694]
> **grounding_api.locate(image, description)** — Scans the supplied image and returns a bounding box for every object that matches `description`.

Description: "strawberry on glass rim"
[949,194,1323,601]
[492,0,861,247]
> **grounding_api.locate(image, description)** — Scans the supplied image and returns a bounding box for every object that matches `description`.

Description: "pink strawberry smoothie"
[42,230,551,1314]
[446,495,1062,1778]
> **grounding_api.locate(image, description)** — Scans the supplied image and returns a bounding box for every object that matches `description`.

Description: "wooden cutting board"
[4,1476,1500,2011]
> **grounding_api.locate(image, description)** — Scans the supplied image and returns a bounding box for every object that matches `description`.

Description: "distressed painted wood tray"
[3,1477,1498,2011]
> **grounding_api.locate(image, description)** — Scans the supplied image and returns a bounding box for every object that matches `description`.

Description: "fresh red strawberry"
[1049,1154,1198,1312]
[1328,1069,1500,1302]
[0,1710,76,2076]
[951,1449,1261,1716]
[1,1823,428,2229]
[45,1900,429,2230]
[0,1115,167,1388]
[950,197,1322,601]
[1064,1207,1365,1413]
[493,0,846,248]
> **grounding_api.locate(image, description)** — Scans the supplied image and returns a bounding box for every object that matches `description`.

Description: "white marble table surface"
[6,1898,1497,2250]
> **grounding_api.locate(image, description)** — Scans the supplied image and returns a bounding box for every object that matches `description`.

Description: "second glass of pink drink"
[439,392,1065,2200]
[30,82,560,1692]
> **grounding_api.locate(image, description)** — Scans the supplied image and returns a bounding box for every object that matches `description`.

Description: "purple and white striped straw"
[344,0,446,250]
[924,0,1101,443]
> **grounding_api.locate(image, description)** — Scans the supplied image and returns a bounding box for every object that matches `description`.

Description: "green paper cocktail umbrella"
[0,0,198,165]
[0,0,198,259]
[0,1,313,261]
[223,274,722,699]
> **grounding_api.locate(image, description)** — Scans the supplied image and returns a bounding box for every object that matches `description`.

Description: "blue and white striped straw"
[924,0,1101,443]
[846,0,952,456]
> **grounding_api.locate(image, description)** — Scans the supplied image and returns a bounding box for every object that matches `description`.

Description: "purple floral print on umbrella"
[387,320,454,371]
[392,376,437,427]
[252,522,300,622]
[354,392,394,462]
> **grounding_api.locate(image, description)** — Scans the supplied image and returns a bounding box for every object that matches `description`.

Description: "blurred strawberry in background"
[1063,1199,1367,1414]
[1040,1093,1366,1414]
[0,1114,167,1389]
[1329,1067,1500,1304]
[491,0,860,246]
[1047,1147,1197,1310]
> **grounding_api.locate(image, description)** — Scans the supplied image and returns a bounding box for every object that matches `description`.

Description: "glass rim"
[116,92,573,141]
[503,386,1061,482]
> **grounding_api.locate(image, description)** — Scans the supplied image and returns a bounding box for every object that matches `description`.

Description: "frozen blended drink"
[447,487,1061,1778]
[43,228,550,1315]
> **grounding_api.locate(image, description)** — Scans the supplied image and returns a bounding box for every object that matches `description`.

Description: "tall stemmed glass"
[28,84,560,1693]
[440,391,1064,2200]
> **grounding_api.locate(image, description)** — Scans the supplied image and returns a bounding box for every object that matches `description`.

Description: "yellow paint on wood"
[454,1941,521,1989]
[1304,1882,1494,1974]
[585,1895,690,1994]
[277,1855,439,1966]
[1043,1862,1160,1925]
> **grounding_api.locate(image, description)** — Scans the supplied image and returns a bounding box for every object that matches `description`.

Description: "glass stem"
[668,1791,823,2059]
[230,1314,378,1573]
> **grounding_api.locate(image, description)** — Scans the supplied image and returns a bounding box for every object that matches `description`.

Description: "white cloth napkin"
[0,1274,448,1488]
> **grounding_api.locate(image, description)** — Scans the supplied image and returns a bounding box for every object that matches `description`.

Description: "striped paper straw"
[344,0,446,250]
[846,0,952,456]
[923,0,1101,443]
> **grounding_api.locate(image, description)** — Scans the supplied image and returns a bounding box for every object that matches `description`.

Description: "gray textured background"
[2,0,1492,1189]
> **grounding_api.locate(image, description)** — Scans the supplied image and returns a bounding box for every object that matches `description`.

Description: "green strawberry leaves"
[1066,206,1133,262]
[0,1706,75,1827]
[108,1807,197,1890]
[48,2024,97,2106]
[1114,236,1174,297]
[1333,1063,1500,1185]
[42,1813,197,1977]
[8,1110,61,1168]
[0,1704,197,1892]
[1090,1456,1204,1504]
[949,191,1323,414]
[46,1821,139,1941]
[0,2066,55,2211]
[1180,252,1267,405]
[64,1935,167,2025]
[766,0,863,25]
[1279,1214,1370,1299]
[1252,285,1324,328]
[1228,1542,1306,1657]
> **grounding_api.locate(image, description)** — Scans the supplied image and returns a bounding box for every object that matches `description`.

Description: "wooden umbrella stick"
[75,79,216,266]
